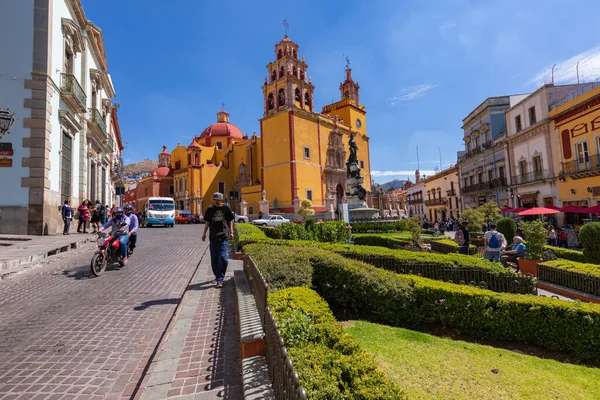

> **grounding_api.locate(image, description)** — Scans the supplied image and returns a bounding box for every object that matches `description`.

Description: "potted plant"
[517,220,547,276]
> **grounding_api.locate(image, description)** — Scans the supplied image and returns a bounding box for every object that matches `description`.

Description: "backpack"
[488,232,500,249]
[454,229,465,246]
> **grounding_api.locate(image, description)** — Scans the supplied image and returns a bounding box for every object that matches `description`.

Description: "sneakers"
[216,280,223,288]
[122,257,128,265]
[212,279,218,285]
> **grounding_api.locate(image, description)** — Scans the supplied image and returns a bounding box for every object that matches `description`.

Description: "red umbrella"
[560,205,590,213]
[544,205,561,210]
[501,206,513,213]
[510,207,527,213]
[586,205,600,214]
[518,207,561,216]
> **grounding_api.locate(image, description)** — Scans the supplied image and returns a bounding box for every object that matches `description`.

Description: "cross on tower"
[221,102,225,110]
[345,55,351,69]
[282,19,290,36]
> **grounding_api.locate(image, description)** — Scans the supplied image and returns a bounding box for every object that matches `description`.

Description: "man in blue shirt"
[61,200,73,235]
[501,236,527,269]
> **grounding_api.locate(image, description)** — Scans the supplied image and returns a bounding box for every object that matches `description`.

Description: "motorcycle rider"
[124,204,138,255]
[99,206,130,264]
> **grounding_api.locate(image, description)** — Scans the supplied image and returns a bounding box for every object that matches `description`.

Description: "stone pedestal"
[293,197,301,214]
[240,200,248,216]
[325,196,336,220]
[259,199,269,215]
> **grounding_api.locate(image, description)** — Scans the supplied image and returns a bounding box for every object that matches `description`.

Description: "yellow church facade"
[165,34,372,216]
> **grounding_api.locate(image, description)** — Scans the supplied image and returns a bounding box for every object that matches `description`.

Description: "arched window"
[277,49,282,60]
[295,87,301,102]
[216,141,223,150]
[304,92,311,108]
[300,70,305,81]
[195,154,199,165]
[293,49,297,59]
[293,66,297,77]
[267,93,275,110]
[279,66,285,79]
[271,70,277,82]
[345,91,350,99]
[278,88,286,106]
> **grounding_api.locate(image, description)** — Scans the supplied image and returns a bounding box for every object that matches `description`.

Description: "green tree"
[479,201,501,224]
[461,207,484,234]
[579,222,600,264]
[519,220,547,260]
[497,217,517,244]
[298,199,315,221]
[405,217,422,245]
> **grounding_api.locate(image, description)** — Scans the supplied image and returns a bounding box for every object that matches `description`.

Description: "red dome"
[199,122,244,140]
[150,166,172,177]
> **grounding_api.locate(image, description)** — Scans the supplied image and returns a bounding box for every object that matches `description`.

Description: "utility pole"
[576,61,580,84]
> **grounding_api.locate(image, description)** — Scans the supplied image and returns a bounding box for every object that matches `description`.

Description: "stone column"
[240,200,248,216]
[259,199,269,215]
[293,197,301,214]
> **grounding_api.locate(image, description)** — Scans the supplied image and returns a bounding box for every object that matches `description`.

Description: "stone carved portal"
[324,130,347,201]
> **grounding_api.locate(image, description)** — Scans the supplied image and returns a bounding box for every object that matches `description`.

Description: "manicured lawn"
[346,321,600,400]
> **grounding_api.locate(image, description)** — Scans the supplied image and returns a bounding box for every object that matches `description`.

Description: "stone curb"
[537,280,600,304]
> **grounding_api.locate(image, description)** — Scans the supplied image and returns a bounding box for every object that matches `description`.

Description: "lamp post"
[185,190,189,210]
[195,188,201,216]
[0,109,16,139]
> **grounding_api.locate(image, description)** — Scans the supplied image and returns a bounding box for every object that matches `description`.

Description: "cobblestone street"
[0,225,241,399]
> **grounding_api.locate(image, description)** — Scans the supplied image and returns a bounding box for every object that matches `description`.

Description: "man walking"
[62,200,73,235]
[202,192,234,287]
[483,222,505,262]
[455,220,470,255]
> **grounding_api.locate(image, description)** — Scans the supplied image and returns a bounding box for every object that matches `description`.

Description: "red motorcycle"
[90,226,129,277]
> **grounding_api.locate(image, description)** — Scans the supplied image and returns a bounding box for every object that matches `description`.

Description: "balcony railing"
[60,73,87,113]
[511,169,550,186]
[490,177,507,188]
[425,197,447,206]
[408,198,423,205]
[447,189,456,196]
[459,140,494,161]
[88,108,107,135]
[462,181,489,194]
[561,154,600,178]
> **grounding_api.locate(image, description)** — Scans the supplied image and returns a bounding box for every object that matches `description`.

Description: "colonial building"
[134,147,174,211]
[458,95,528,210]
[136,35,372,219]
[423,165,460,221]
[549,82,600,225]
[0,0,124,234]
[407,170,426,219]
[505,84,584,217]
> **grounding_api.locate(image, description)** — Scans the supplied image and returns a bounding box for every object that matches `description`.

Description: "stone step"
[234,270,266,358]
[241,356,275,400]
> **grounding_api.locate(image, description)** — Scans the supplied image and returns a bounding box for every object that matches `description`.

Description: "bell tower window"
[271,70,277,82]
[304,92,311,110]
[293,49,297,59]
[300,70,305,81]
[267,93,274,110]
[277,49,282,60]
[278,89,286,106]
[279,66,285,79]
[293,66,297,78]
[295,88,301,102]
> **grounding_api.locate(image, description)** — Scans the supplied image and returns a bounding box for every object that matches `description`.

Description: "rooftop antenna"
[551,64,556,84]
[576,61,580,84]
[416,146,420,171]
[439,148,443,171]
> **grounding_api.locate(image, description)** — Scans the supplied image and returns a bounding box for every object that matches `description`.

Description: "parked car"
[175,211,201,224]
[251,215,290,227]
[234,213,248,223]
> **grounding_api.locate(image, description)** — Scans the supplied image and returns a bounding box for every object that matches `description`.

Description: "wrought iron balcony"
[425,197,447,206]
[60,74,87,113]
[462,181,489,194]
[489,177,507,188]
[408,198,423,205]
[511,170,550,186]
[458,140,494,161]
[447,189,456,196]
[88,108,107,135]
[561,154,600,179]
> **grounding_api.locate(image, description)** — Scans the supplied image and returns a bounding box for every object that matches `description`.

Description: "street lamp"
[0,109,16,139]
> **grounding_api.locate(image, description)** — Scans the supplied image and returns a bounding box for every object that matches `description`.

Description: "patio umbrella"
[544,205,561,210]
[501,206,513,213]
[586,205,600,214]
[560,205,590,213]
[518,207,561,216]
[510,207,527,213]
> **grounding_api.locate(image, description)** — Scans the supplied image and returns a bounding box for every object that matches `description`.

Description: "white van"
[143,197,175,227]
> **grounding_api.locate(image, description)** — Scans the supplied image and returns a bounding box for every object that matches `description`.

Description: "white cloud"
[528,43,600,86]
[385,84,438,105]
[372,170,437,177]
[439,22,457,35]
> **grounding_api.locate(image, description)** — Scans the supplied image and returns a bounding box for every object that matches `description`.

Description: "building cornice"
[507,120,550,145]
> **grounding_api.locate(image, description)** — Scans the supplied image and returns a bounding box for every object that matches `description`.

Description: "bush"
[519,220,548,260]
[538,259,600,296]
[269,287,405,399]
[461,207,484,234]
[313,221,351,243]
[429,238,477,255]
[405,217,422,244]
[244,244,312,290]
[353,235,412,249]
[298,199,315,220]
[235,223,268,248]
[349,221,406,233]
[497,217,517,244]
[544,246,586,263]
[579,222,600,264]
[280,222,314,241]
[479,201,501,224]
[257,225,283,239]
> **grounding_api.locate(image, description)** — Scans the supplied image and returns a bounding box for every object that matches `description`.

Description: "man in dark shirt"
[202,192,234,287]
[458,221,470,255]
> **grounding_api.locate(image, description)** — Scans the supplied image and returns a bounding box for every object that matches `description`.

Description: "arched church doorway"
[336,184,344,202]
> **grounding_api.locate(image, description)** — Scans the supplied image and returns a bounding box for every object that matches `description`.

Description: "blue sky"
[81,0,600,183]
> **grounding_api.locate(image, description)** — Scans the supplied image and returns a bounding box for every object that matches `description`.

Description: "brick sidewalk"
[138,253,242,399]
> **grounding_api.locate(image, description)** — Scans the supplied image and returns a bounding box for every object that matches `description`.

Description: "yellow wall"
[293,115,324,205]
[262,112,293,206]
[550,86,600,207]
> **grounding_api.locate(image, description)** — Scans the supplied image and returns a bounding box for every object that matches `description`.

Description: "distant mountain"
[123,159,158,176]
[380,179,408,191]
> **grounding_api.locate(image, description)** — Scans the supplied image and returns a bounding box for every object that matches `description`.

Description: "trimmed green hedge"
[350,221,406,233]
[325,244,536,294]
[235,224,267,247]
[268,287,405,399]
[352,235,412,249]
[544,245,586,263]
[244,244,312,291]
[429,238,477,255]
[249,244,600,364]
[538,259,600,296]
[258,225,283,239]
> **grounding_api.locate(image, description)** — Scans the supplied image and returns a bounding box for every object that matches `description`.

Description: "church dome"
[150,166,172,177]
[199,110,244,140]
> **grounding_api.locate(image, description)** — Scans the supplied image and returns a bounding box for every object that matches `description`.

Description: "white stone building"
[406,171,426,220]
[505,84,585,214]
[0,0,124,235]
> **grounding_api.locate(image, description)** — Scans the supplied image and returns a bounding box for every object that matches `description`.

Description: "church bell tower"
[262,35,315,116]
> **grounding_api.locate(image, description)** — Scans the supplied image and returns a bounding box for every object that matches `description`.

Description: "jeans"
[63,218,71,234]
[129,233,137,252]
[118,235,129,258]
[458,245,469,255]
[485,250,501,262]
[209,239,229,281]
[547,238,557,246]
[77,218,87,232]
[501,254,519,269]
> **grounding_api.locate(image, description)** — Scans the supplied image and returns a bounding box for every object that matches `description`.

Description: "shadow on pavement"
[189,280,216,291]
[133,298,180,311]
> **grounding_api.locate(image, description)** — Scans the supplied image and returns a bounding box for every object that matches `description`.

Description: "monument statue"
[346,132,367,201]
